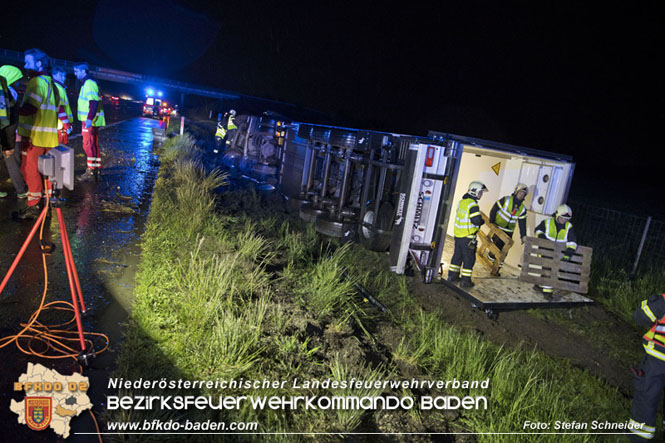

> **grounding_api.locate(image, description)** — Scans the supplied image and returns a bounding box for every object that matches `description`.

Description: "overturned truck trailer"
[230,118,593,315]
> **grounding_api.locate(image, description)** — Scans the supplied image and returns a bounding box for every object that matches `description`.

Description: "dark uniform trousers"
[630,354,665,441]
[450,237,476,281]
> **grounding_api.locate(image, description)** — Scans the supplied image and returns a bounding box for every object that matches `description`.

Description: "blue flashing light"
[146,88,155,96]
[157,91,163,97]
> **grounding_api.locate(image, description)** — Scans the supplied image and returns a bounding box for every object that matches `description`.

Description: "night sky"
[2,1,664,200]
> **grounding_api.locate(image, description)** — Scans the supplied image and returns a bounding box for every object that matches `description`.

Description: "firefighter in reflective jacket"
[213,109,237,154]
[448,181,487,288]
[74,62,105,181]
[488,183,529,272]
[533,204,577,297]
[52,67,73,145]
[628,293,665,441]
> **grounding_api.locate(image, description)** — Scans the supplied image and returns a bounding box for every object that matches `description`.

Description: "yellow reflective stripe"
[642,300,657,322]
[629,419,655,439]
[18,123,58,133]
[468,211,480,217]
[644,344,665,361]
[27,92,43,103]
[448,264,460,272]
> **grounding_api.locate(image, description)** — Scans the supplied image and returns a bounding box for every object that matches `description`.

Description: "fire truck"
[142,89,172,118]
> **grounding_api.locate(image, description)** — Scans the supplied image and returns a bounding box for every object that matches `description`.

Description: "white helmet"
[555,204,572,220]
[514,183,528,195]
[468,181,488,198]
[229,109,236,116]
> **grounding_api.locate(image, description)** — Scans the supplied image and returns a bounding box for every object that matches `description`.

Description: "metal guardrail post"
[180,116,185,136]
[631,216,652,276]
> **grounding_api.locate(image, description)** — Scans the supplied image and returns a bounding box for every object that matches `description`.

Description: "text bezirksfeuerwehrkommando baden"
[108,377,489,391]
[106,377,490,411]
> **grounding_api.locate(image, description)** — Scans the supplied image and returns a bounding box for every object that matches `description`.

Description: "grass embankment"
[589,259,665,325]
[110,134,632,442]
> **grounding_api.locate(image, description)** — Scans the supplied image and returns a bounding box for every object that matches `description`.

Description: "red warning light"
[425,146,435,167]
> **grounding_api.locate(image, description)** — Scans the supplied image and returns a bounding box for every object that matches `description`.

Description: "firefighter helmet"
[555,204,572,220]
[468,181,488,198]
[229,109,236,116]
[0,65,23,86]
[514,183,529,195]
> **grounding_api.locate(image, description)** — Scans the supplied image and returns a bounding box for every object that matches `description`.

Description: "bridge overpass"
[0,48,308,117]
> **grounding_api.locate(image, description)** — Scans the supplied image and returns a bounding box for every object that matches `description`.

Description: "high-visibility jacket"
[54,81,73,130]
[215,120,226,139]
[635,294,665,361]
[215,114,237,139]
[0,77,12,130]
[1,66,22,129]
[535,217,577,252]
[18,75,60,148]
[493,195,527,234]
[227,115,237,131]
[77,78,105,126]
[454,195,483,238]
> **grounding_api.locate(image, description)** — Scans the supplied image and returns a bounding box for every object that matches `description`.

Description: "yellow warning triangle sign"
[491,162,501,176]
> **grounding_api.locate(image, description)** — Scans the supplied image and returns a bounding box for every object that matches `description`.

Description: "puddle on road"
[0,117,163,441]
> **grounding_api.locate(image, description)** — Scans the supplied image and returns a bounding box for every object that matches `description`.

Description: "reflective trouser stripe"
[461,268,472,277]
[448,264,460,272]
[541,286,553,293]
[82,127,101,169]
[629,420,654,439]
[20,140,51,207]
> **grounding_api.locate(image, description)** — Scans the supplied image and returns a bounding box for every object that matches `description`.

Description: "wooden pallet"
[519,236,593,294]
[476,212,514,276]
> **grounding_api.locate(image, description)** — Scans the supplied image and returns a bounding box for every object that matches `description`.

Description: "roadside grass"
[111,133,632,441]
[589,257,665,325]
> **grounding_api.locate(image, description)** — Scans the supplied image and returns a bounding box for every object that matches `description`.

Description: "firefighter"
[15,49,68,220]
[52,66,73,145]
[487,183,529,274]
[628,292,665,441]
[213,109,237,154]
[73,62,105,181]
[533,204,577,297]
[448,181,487,288]
[0,65,28,199]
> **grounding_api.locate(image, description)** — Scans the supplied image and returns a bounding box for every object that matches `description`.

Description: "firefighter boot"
[447,273,460,284]
[460,278,475,289]
[77,168,94,182]
[14,204,41,221]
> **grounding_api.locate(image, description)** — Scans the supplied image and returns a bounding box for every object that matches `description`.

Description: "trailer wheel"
[315,215,356,241]
[299,203,326,222]
[359,202,394,252]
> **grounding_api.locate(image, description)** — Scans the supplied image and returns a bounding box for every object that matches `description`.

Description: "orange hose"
[0,181,108,441]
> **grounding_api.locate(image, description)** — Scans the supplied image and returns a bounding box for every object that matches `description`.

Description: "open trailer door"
[389,138,461,284]
[424,133,593,317]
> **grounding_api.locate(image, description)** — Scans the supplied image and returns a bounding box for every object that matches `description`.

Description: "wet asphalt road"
[0,111,163,441]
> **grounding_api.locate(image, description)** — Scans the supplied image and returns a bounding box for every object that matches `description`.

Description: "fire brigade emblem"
[25,397,52,431]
